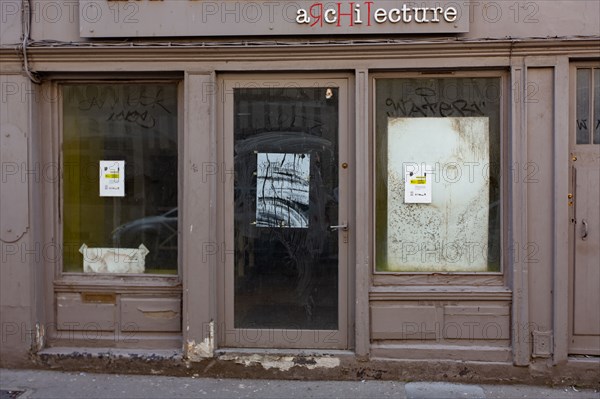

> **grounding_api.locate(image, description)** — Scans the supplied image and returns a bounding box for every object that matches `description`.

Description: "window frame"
[55,78,184,284]
[370,70,509,285]
[573,65,600,146]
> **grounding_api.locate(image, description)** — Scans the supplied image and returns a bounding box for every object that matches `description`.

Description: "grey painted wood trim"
[370,344,512,362]
[510,60,531,366]
[370,287,512,302]
[354,69,370,357]
[52,282,182,294]
[553,58,570,364]
[5,38,599,63]
[215,74,352,350]
[0,123,28,243]
[41,81,60,346]
[373,274,505,286]
[30,81,47,353]
[182,72,215,358]
[209,71,218,341]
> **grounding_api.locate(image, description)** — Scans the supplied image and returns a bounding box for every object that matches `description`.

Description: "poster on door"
[99,160,125,197]
[256,152,310,228]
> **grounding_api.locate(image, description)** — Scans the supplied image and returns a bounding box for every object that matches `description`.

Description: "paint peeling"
[138,309,178,319]
[218,354,340,371]
[185,321,214,361]
[34,322,45,352]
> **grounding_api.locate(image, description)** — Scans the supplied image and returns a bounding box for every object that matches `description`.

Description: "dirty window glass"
[375,77,501,272]
[576,69,591,145]
[233,87,339,330]
[62,83,178,274]
[594,69,600,144]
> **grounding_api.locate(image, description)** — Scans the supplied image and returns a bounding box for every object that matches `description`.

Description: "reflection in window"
[595,69,600,145]
[375,78,502,272]
[576,69,591,145]
[62,83,178,274]
[576,68,600,145]
[233,87,339,330]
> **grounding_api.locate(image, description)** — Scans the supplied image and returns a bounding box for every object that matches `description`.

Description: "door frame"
[216,73,354,349]
[567,61,600,355]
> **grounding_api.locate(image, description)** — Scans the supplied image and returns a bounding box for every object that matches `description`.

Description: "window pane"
[594,69,600,144]
[576,69,591,145]
[233,87,339,329]
[62,84,178,274]
[375,78,501,272]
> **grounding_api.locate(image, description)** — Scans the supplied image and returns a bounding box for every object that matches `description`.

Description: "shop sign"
[79,0,469,38]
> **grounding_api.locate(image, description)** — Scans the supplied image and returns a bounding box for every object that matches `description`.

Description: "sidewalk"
[1,369,599,399]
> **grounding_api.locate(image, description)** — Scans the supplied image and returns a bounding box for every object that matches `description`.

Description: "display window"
[374,77,502,273]
[61,83,179,275]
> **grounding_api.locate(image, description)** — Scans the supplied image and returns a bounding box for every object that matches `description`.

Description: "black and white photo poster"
[256,152,310,228]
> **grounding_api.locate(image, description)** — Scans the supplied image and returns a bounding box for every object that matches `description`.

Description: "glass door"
[220,77,349,349]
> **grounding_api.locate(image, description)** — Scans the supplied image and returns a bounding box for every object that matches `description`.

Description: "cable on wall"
[21,0,41,84]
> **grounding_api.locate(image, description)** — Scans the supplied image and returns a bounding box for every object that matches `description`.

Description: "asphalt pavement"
[1,368,599,399]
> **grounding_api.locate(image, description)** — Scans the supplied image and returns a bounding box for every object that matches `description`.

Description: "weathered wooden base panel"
[27,349,600,388]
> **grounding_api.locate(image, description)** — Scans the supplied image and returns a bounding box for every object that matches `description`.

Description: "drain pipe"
[21,0,41,84]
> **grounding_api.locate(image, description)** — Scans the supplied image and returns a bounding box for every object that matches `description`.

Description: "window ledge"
[370,286,512,301]
[53,278,182,294]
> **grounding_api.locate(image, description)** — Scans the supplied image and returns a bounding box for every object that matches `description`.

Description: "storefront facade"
[1,0,599,384]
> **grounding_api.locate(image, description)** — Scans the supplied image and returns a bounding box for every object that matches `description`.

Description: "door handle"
[581,219,588,241]
[330,223,348,231]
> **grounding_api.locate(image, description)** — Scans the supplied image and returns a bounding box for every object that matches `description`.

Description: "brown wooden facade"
[1,0,599,383]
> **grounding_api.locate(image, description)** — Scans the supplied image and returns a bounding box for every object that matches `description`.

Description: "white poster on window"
[256,152,310,228]
[387,117,490,272]
[404,163,433,203]
[99,160,125,197]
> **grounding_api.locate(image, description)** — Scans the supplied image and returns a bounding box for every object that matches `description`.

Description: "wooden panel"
[121,297,181,332]
[510,61,530,366]
[371,305,438,340]
[552,57,570,364]
[370,286,511,301]
[0,123,28,243]
[573,165,600,336]
[444,305,510,340]
[370,343,511,362]
[183,73,214,356]
[56,293,115,331]
[355,68,370,357]
[526,67,555,333]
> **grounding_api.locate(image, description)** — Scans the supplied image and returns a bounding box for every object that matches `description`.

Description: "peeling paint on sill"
[138,309,179,319]
[185,320,214,361]
[218,354,340,371]
[34,322,45,352]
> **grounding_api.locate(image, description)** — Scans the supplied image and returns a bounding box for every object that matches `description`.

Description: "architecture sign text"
[79,0,469,38]
[295,2,458,27]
